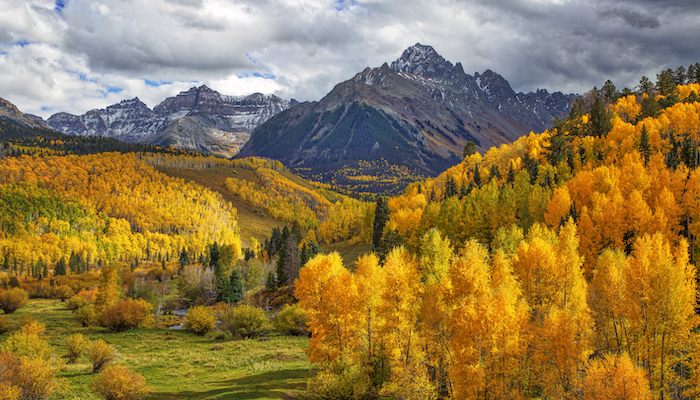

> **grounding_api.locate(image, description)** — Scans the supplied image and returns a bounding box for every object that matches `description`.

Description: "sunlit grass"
[2,299,314,399]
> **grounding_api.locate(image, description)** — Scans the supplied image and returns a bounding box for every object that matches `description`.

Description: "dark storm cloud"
[2,0,700,118]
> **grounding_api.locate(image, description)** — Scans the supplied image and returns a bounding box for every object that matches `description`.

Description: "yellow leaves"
[294,252,361,363]
[584,353,652,400]
[545,186,571,228]
[611,95,642,123]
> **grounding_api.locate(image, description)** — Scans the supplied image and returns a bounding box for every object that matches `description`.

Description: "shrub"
[19,320,46,337]
[91,365,150,400]
[100,299,153,332]
[52,285,74,301]
[66,289,97,310]
[87,340,117,373]
[66,333,88,364]
[274,304,309,336]
[0,331,53,360]
[0,315,12,335]
[182,306,216,336]
[75,305,96,327]
[219,305,269,339]
[0,288,28,314]
[0,351,65,400]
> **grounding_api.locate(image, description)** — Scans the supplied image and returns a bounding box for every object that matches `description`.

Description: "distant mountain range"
[238,43,574,187]
[2,43,574,192]
[44,86,294,157]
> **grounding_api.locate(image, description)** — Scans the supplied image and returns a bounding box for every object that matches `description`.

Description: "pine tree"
[229,269,244,304]
[372,197,390,250]
[589,96,612,137]
[54,258,66,276]
[639,125,651,165]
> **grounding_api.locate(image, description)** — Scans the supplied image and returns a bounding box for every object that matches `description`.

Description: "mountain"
[46,86,294,157]
[0,97,49,129]
[237,43,574,193]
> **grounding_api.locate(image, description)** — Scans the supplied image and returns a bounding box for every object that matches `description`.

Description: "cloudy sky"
[1,0,699,119]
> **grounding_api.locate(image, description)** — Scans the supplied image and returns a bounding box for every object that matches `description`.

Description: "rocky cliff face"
[238,43,575,192]
[46,86,293,157]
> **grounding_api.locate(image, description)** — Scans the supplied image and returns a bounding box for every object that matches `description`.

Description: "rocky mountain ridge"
[46,86,294,157]
[238,43,575,192]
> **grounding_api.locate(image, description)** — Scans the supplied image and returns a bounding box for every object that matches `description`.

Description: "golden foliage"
[91,365,151,400]
[183,305,216,336]
[87,339,118,374]
[0,288,28,315]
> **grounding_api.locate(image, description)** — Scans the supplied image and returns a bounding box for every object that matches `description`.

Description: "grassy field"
[2,299,315,400]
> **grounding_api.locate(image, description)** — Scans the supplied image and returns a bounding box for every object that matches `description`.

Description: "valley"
[1,54,700,400]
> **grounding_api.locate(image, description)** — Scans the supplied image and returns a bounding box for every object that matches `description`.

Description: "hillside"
[293,82,700,400]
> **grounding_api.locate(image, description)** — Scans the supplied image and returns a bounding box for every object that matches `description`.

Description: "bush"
[274,304,309,336]
[91,365,151,400]
[19,320,45,337]
[66,333,88,364]
[0,351,64,400]
[183,306,216,336]
[100,299,153,332]
[219,305,269,339]
[0,288,28,314]
[66,289,97,310]
[75,305,96,327]
[0,315,12,335]
[87,340,117,373]
[52,285,74,301]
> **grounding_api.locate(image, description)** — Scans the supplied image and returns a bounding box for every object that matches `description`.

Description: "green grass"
[322,241,373,269]
[2,300,315,399]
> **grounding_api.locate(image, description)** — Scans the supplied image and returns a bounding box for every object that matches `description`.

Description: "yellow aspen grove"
[448,240,527,400]
[623,234,698,399]
[513,220,592,400]
[294,252,361,363]
[583,353,652,400]
[93,266,121,314]
[353,253,387,384]
[418,229,453,398]
[588,249,630,354]
[376,247,435,400]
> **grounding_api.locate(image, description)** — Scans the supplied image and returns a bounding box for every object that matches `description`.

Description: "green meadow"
[2,299,314,400]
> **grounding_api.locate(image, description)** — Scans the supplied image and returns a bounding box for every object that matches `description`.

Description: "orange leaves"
[583,354,652,400]
[294,252,361,363]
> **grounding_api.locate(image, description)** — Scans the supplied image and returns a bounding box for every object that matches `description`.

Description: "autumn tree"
[294,252,361,363]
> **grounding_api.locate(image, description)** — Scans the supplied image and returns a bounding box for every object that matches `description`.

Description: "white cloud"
[0,0,699,119]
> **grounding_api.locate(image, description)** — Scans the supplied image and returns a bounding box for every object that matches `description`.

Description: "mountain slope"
[238,43,574,193]
[46,86,293,157]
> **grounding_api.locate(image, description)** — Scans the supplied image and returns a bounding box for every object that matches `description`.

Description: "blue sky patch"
[144,79,172,87]
[333,0,357,11]
[238,72,276,80]
[55,0,66,13]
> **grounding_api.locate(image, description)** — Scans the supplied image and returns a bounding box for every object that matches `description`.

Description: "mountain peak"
[390,43,458,79]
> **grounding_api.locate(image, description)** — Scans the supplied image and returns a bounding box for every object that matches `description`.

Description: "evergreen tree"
[637,76,653,94]
[265,271,277,293]
[473,165,482,187]
[209,242,220,269]
[507,164,516,184]
[179,248,189,269]
[229,269,244,304]
[372,197,390,250]
[589,96,612,137]
[54,258,67,276]
[445,175,458,199]
[639,124,651,165]
[463,141,476,158]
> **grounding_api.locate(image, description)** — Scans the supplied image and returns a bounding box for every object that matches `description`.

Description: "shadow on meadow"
[155,368,313,400]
